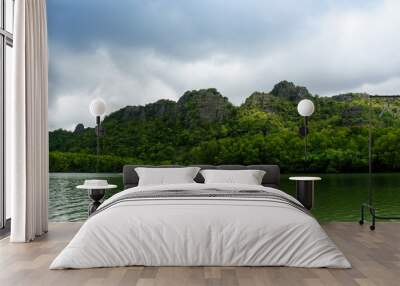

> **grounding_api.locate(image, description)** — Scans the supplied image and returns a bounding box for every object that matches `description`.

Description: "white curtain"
[9,0,49,242]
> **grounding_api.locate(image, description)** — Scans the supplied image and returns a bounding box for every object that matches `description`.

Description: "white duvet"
[50,183,351,269]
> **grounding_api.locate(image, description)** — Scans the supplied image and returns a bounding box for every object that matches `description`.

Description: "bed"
[50,165,350,269]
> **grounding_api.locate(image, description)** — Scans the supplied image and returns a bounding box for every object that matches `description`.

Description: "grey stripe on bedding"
[92,189,310,217]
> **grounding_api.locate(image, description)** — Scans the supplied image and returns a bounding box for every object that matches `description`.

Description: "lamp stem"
[304,116,308,163]
[368,95,372,206]
[96,116,100,173]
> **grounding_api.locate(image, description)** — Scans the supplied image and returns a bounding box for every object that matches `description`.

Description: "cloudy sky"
[47,0,400,130]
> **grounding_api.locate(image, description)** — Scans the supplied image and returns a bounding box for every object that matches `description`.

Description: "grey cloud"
[48,0,374,57]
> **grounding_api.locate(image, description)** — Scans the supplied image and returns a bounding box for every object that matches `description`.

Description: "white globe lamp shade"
[297,99,315,117]
[89,98,106,117]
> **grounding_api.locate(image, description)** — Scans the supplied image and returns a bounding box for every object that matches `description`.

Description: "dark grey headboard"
[123,165,280,189]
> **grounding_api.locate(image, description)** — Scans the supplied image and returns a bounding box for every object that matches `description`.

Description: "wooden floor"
[0,222,399,286]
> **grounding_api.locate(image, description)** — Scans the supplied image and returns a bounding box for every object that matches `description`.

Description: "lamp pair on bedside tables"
[76,98,117,215]
[290,99,321,210]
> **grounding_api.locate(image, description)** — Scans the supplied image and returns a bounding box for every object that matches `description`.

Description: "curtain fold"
[9,0,48,242]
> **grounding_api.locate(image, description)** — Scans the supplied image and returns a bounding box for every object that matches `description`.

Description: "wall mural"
[46,1,400,223]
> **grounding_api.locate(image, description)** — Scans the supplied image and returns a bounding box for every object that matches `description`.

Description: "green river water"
[49,173,400,222]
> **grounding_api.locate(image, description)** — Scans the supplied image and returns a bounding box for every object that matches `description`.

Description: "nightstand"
[77,180,117,215]
[289,177,321,210]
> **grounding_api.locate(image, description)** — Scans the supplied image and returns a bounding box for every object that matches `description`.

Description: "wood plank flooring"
[0,222,399,286]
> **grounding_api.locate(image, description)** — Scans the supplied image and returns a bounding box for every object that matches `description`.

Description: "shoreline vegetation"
[48,151,400,174]
[49,81,400,173]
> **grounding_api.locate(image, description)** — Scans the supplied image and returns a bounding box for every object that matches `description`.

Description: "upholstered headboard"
[122,165,280,189]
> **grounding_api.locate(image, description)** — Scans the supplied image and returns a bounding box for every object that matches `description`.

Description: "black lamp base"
[87,189,106,215]
[360,202,400,231]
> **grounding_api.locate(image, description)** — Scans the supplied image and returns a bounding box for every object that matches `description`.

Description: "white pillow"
[135,167,200,186]
[200,169,266,185]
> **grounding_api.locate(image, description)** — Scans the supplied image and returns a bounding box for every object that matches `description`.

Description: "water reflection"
[49,173,400,222]
[49,173,122,221]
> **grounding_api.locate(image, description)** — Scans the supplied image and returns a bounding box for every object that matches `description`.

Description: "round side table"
[289,177,321,210]
[77,184,117,215]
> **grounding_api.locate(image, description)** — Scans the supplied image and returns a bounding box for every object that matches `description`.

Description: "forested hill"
[49,81,400,173]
